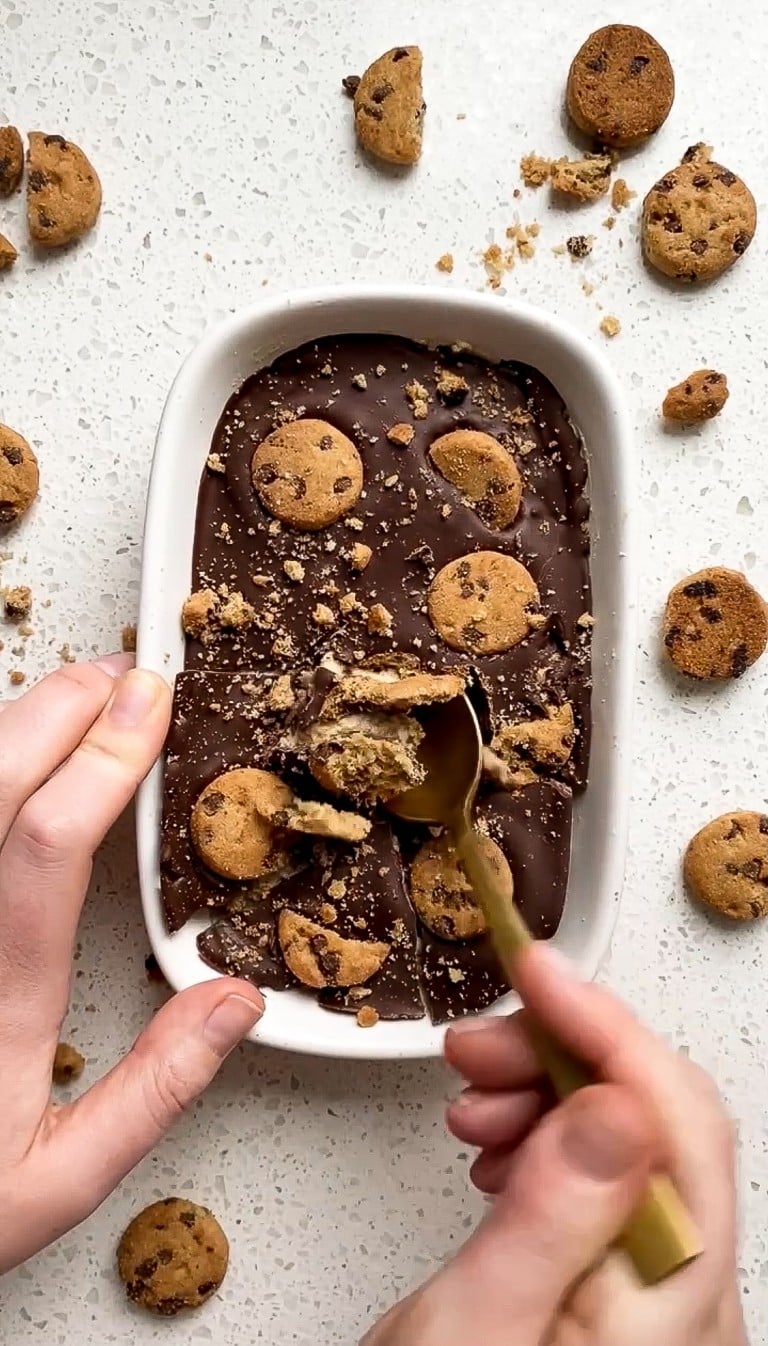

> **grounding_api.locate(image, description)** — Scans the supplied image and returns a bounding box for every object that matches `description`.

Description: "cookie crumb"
[352,372,368,390]
[53,1042,85,1084]
[603,216,617,230]
[600,315,621,338]
[356,1006,380,1028]
[367,603,393,635]
[436,252,454,273]
[405,380,430,419]
[283,558,305,583]
[387,422,415,447]
[482,242,515,288]
[348,542,373,571]
[9,670,25,685]
[121,623,137,652]
[312,603,336,627]
[267,674,295,711]
[505,222,538,259]
[4,585,31,621]
[435,369,469,404]
[551,154,612,201]
[342,74,361,97]
[0,233,18,270]
[520,152,553,187]
[58,643,76,664]
[206,451,226,474]
[611,178,636,211]
[566,235,593,259]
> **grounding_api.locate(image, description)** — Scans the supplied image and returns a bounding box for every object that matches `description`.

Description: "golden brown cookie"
[409,831,512,940]
[428,552,540,656]
[117,1198,228,1316]
[428,430,522,529]
[566,25,675,148]
[0,126,23,195]
[352,46,425,166]
[52,1042,85,1084]
[642,145,756,283]
[492,703,575,785]
[306,712,425,803]
[261,797,372,844]
[251,418,363,531]
[662,370,729,422]
[27,132,102,247]
[0,425,39,524]
[550,153,612,201]
[663,568,768,680]
[318,669,465,719]
[190,768,293,881]
[684,812,768,921]
[0,233,17,270]
[278,909,391,988]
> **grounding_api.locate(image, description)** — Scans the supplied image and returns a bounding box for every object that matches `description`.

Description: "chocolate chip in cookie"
[27,131,102,247]
[251,418,363,531]
[428,552,540,655]
[663,568,768,680]
[0,425,39,525]
[277,909,391,988]
[351,46,425,166]
[642,145,756,283]
[566,25,675,148]
[0,126,23,195]
[117,1198,228,1316]
[190,767,294,881]
[409,831,510,940]
[428,430,522,529]
[684,812,768,921]
[662,370,729,423]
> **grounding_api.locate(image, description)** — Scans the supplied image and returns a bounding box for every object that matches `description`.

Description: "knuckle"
[13,798,81,869]
[143,1056,192,1134]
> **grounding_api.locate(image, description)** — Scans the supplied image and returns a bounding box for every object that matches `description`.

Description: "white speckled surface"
[0,0,767,1340]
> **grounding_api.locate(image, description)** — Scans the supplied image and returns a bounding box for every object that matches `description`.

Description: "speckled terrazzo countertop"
[1,1,767,1341]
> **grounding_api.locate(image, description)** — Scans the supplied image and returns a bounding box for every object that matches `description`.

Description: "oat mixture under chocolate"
[161,334,592,1024]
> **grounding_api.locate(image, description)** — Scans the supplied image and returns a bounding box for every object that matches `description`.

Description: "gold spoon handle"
[451,818,703,1286]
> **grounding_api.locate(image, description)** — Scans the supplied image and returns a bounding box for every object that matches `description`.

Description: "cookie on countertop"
[117,1198,228,1317]
[642,144,756,283]
[428,551,541,655]
[0,425,39,524]
[251,419,363,531]
[550,153,612,201]
[684,812,768,921]
[662,370,729,422]
[27,131,102,247]
[567,25,674,148]
[0,126,23,195]
[351,46,425,166]
[0,233,17,270]
[663,568,768,680]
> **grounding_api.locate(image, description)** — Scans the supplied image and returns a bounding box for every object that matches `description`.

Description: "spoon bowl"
[388,694,483,826]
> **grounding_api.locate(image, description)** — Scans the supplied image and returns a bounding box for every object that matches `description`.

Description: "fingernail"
[93,653,135,679]
[561,1109,642,1181]
[204,993,263,1055]
[449,1015,492,1036]
[107,669,161,727]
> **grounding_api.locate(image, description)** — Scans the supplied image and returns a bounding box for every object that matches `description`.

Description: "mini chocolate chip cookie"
[566,25,675,148]
[352,46,425,166]
[428,551,540,655]
[277,909,391,988]
[662,369,729,422]
[0,233,17,270]
[190,768,294,881]
[0,126,23,195]
[684,812,768,921]
[492,703,575,785]
[306,712,425,802]
[27,132,102,247]
[642,144,756,283]
[428,430,522,529]
[663,568,768,680]
[409,832,511,940]
[117,1198,228,1316]
[251,418,363,530]
[0,425,39,524]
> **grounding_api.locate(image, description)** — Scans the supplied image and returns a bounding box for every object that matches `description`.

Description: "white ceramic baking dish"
[137,285,636,1060]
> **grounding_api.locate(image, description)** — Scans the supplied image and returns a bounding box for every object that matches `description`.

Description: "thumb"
[433,1085,656,1345]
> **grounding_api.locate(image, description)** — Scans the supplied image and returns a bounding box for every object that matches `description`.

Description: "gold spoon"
[388,693,702,1286]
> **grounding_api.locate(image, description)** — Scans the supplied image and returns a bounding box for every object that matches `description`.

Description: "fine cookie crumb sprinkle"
[600,316,621,338]
[611,178,636,212]
[436,252,454,273]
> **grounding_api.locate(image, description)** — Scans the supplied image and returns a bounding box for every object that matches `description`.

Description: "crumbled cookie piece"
[611,178,636,211]
[9,670,25,686]
[491,703,576,785]
[409,831,512,940]
[351,372,368,390]
[342,74,361,97]
[121,623,137,652]
[351,46,425,166]
[566,25,675,148]
[367,602,393,635]
[356,1005,380,1028]
[181,587,255,643]
[662,370,729,423]
[283,558,305,582]
[428,551,540,655]
[551,154,612,202]
[313,602,336,627]
[566,235,593,259]
[405,380,430,419]
[217,591,255,629]
[251,418,363,530]
[520,152,553,187]
[600,315,621,338]
[267,673,295,711]
[387,422,415,448]
[348,542,373,572]
[482,242,515,288]
[0,233,18,270]
[305,711,425,803]
[642,145,756,283]
[663,568,768,680]
[0,425,39,524]
[117,1198,229,1317]
[0,126,23,195]
[278,910,390,988]
[4,585,31,621]
[319,669,465,719]
[436,252,454,273]
[266,798,372,844]
[27,131,102,247]
[684,812,768,921]
[52,1042,85,1084]
[206,451,225,473]
[190,767,294,881]
[435,369,469,404]
[428,430,522,529]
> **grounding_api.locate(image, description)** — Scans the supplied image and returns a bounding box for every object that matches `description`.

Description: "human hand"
[364,946,746,1345]
[0,656,264,1274]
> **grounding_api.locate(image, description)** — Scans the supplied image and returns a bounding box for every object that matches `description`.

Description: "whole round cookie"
[428,551,540,656]
[190,767,293,880]
[567,25,674,148]
[642,145,756,283]
[277,909,391,988]
[663,567,768,680]
[27,132,102,247]
[0,424,39,524]
[428,430,522,529]
[251,418,363,530]
[684,812,768,921]
[117,1198,228,1316]
[410,832,512,940]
